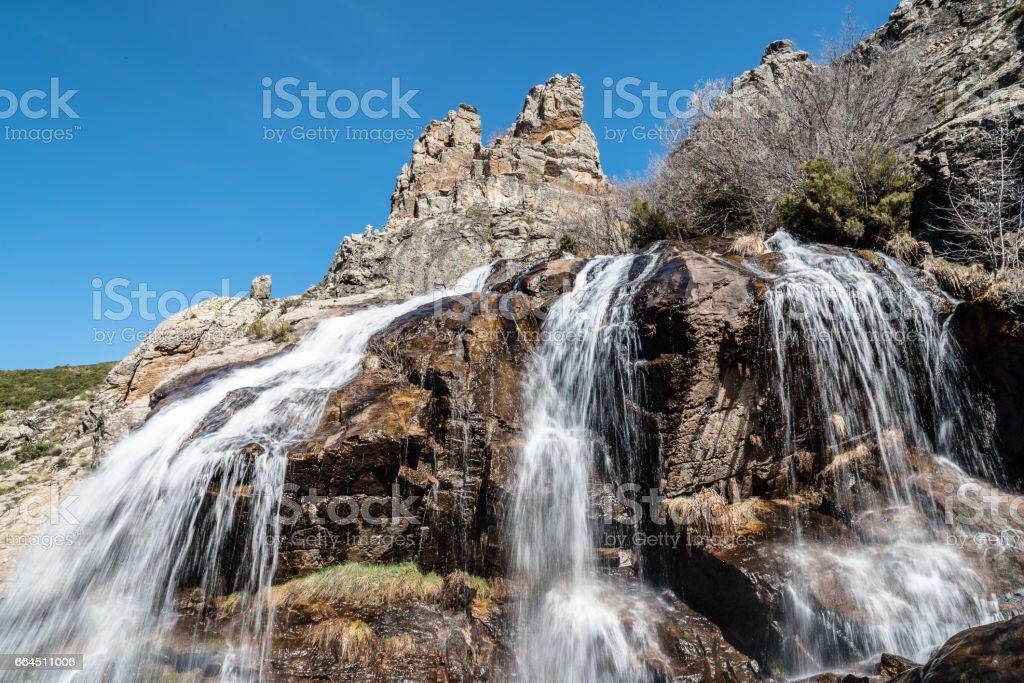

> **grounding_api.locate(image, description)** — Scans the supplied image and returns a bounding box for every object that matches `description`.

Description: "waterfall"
[510,254,665,682]
[0,265,493,682]
[755,232,997,672]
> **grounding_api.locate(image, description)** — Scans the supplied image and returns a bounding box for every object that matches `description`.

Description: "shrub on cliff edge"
[779,149,915,247]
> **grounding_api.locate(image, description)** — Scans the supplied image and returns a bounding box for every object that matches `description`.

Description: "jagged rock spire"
[320,74,617,298]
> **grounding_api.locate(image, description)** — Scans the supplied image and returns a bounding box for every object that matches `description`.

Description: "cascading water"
[754,232,998,673]
[510,254,665,682]
[0,265,493,682]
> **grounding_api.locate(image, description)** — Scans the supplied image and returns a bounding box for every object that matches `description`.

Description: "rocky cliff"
[861,0,1024,226]
[318,74,621,300]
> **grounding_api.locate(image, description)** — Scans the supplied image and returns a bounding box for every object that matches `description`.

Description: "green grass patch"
[275,561,445,608]
[278,297,305,315]
[14,441,60,463]
[0,362,115,412]
[1007,1,1024,22]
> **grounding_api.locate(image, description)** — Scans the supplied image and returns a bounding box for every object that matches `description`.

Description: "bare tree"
[556,198,630,255]
[627,24,926,240]
[940,116,1024,273]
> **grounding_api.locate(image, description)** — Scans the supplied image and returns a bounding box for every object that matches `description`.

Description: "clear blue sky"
[1,0,897,370]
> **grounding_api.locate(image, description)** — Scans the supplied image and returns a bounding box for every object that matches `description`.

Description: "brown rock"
[890,616,1024,683]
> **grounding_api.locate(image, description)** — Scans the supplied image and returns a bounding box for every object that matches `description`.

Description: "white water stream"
[756,232,999,673]
[510,254,667,682]
[0,265,492,682]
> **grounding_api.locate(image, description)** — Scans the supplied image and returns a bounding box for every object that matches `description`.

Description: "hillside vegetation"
[0,362,115,412]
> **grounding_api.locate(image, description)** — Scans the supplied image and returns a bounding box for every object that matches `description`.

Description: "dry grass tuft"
[924,257,992,299]
[794,450,816,478]
[310,617,380,664]
[883,232,931,266]
[663,488,742,538]
[219,592,247,618]
[382,633,420,659]
[822,442,873,478]
[726,234,767,258]
[987,268,1024,307]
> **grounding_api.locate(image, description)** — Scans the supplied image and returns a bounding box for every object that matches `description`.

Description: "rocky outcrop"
[860,0,1024,229]
[92,290,387,447]
[319,74,620,300]
[725,39,813,108]
[0,395,100,587]
[92,297,274,445]
[249,274,272,300]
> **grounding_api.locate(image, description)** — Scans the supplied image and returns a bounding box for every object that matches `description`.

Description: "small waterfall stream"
[754,232,998,673]
[510,254,665,682]
[0,265,493,682]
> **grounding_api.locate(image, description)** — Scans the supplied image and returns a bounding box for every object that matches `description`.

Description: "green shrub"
[14,441,59,463]
[558,234,579,255]
[278,297,305,315]
[778,149,915,247]
[628,198,674,248]
[246,319,294,343]
[0,362,115,412]
[270,323,293,344]
[1008,1,1024,22]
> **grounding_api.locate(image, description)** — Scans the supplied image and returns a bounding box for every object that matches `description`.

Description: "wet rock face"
[666,501,860,670]
[892,615,1024,682]
[951,299,1024,485]
[284,244,779,580]
[319,74,619,300]
[632,244,780,502]
[281,260,559,577]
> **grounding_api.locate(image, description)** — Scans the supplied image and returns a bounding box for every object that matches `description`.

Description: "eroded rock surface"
[319,74,621,300]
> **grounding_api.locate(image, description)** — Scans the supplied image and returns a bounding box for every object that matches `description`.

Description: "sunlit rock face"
[319,74,620,300]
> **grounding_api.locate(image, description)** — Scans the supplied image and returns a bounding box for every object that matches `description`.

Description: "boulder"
[249,275,272,300]
[891,616,1024,682]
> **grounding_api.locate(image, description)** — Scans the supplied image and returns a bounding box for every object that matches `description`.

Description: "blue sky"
[1,0,897,370]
